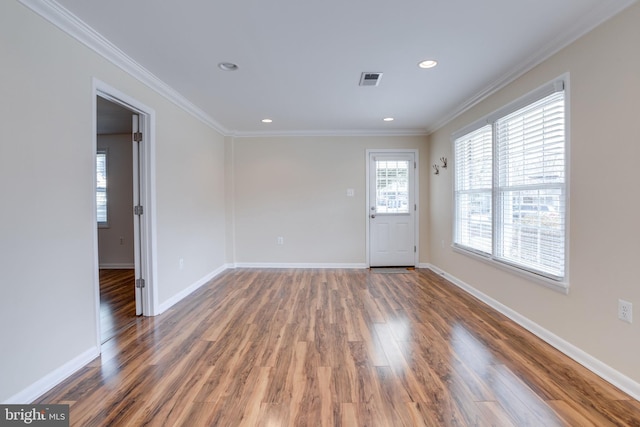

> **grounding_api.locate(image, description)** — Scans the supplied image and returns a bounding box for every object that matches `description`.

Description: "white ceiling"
[56,0,635,136]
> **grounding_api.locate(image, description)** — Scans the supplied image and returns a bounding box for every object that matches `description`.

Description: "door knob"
[371,214,376,218]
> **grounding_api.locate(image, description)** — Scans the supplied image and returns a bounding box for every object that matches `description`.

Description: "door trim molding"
[92,78,159,348]
[365,149,419,267]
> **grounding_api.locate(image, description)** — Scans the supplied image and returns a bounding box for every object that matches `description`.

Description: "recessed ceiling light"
[383,117,394,122]
[261,118,273,123]
[418,59,438,69]
[218,62,239,71]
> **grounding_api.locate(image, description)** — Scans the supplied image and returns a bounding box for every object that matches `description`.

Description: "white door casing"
[367,150,417,267]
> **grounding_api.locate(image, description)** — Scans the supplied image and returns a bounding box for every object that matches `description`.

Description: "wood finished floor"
[38,268,640,426]
[99,269,137,343]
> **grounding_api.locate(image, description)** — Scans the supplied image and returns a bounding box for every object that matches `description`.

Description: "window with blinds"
[496,92,565,279]
[97,150,108,226]
[453,78,567,284]
[454,125,493,254]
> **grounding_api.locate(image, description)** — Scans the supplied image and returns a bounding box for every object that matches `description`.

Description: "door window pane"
[375,160,409,213]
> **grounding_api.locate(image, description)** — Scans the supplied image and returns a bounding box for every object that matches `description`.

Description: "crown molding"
[426,0,638,135]
[231,128,429,138]
[17,0,230,136]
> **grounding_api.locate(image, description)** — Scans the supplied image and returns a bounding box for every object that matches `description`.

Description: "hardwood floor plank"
[486,364,565,426]
[547,400,599,427]
[35,268,640,426]
[375,366,421,425]
[341,402,359,427]
[237,367,272,426]
[317,366,340,427]
[473,401,518,427]
[126,341,215,425]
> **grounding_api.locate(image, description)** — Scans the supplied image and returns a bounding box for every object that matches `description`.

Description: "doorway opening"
[96,96,136,342]
[93,79,156,346]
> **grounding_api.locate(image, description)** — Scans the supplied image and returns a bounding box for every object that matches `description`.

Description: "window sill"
[452,245,569,295]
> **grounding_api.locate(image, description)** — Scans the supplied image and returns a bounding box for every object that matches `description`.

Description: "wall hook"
[433,164,440,175]
[440,157,448,168]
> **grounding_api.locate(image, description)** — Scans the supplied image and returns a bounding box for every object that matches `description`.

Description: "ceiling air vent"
[359,72,383,87]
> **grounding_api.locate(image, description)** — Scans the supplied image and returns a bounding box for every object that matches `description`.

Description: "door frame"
[365,149,419,267]
[92,79,158,347]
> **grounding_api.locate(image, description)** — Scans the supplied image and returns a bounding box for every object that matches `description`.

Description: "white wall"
[428,3,640,386]
[154,107,226,304]
[231,135,429,265]
[97,134,134,268]
[0,0,227,402]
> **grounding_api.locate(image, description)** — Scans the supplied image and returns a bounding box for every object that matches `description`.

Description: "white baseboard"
[98,263,135,269]
[156,264,228,315]
[426,263,640,401]
[233,262,368,269]
[4,346,99,404]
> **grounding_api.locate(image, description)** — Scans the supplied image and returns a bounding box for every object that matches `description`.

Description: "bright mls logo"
[0,405,69,426]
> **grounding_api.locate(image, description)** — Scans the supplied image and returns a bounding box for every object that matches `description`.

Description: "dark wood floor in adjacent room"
[99,269,137,343]
[38,268,640,426]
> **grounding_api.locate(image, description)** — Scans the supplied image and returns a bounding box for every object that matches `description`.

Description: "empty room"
[1,0,639,425]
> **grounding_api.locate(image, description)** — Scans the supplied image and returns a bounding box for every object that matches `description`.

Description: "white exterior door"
[368,152,416,267]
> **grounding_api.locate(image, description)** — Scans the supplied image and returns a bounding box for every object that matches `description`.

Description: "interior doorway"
[96,96,137,342]
[93,79,156,347]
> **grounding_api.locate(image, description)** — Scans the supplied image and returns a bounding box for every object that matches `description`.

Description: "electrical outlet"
[119,236,124,245]
[277,237,284,245]
[618,299,632,324]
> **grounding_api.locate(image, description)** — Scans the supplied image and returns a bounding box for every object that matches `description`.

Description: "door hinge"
[414,161,416,169]
[414,204,417,211]
[133,131,143,142]
[136,278,145,288]
[134,205,143,215]
[414,246,417,253]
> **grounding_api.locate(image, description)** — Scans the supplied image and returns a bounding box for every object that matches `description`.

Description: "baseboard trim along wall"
[156,264,229,315]
[98,263,135,269]
[4,346,99,404]
[426,264,640,401]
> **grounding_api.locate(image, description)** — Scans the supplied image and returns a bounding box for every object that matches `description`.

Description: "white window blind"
[96,151,107,225]
[453,78,567,284]
[495,91,565,278]
[454,125,493,254]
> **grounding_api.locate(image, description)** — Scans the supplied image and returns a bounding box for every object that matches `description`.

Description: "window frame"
[452,76,569,292]
[96,148,109,228]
